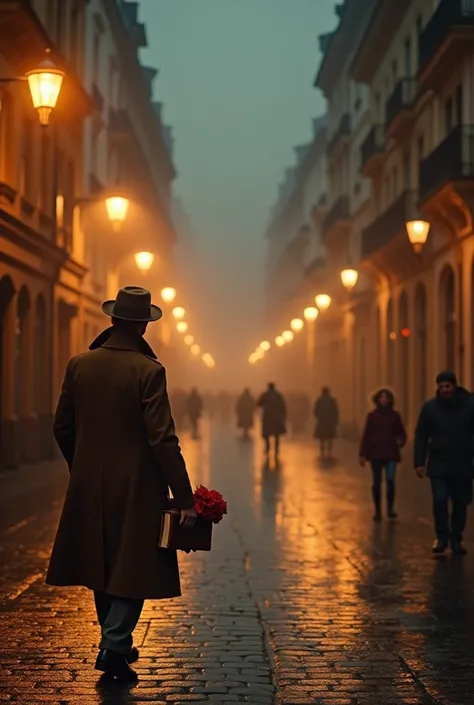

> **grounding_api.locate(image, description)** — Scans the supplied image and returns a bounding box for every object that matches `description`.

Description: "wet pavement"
[1,422,474,704]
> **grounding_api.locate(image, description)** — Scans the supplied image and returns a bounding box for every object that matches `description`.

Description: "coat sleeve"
[395,412,407,447]
[359,413,371,459]
[142,364,195,509]
[414,403,430,468]
[53,360,76,469]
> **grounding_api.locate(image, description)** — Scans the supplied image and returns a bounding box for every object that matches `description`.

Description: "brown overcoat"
[46,326,195,600]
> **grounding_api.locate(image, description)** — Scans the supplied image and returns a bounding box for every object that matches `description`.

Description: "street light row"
[159,287,216,370]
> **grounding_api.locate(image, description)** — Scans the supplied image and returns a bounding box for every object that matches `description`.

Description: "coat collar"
[89,326,157,359]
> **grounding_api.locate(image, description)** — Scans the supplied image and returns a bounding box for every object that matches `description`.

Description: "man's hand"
[415,466,426,478]
[180,506,197,529]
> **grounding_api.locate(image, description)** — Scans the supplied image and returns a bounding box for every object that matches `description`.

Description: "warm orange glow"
[26,54,64,126]
[172,306,186,320]
[202,353,215,369]
[340,268,358,291]
[259,340,271,352]
[176,321,188,333]
[191,344,201,356]
[275,336,285,347]
[401,327,410,338]
[406,219,430,253]
[282,330,294,342]
[184,334,194,346]
[389,331,397,341]
[291,318,304,332]
[105,196,129,231]
[134,251,154,272]
[315,294,331,311]
[161,287,176,303]
[304,307,319,322]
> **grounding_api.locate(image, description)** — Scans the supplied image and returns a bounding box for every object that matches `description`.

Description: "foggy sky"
[138,0,338,385]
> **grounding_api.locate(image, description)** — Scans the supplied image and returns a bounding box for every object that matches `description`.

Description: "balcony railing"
[385,80,417,128]
[360,125,385,169]
[322,195,350,235]
[419,0,474,71]
[361,190,416,259]
[327,114,351,155]
[419,125,474,202]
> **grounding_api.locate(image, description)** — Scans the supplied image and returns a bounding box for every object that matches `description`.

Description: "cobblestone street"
[1,424,474,704]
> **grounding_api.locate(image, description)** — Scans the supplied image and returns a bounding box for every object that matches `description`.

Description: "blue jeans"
[430,478,471,543]
[370,460,397,513]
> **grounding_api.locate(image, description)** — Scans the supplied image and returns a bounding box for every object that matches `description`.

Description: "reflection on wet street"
[1,421,474,704]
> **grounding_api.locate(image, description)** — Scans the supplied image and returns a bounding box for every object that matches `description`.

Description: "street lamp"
[184,334,194,346]
[275,335,285,348]
[304,306,319,322]
[203,353,215,369]
[341,268,358,292]
[176,321,188,334]
[259,340,271,352]
[26,53,64,126]
[249,353,258,364]
[315,294,331,311]
[134,251,154,273]
[161,287,177,304]
[406,219,430,253]
[105,196,130,231]
[172,306,186,320]
[291,318,304,333]
[282,330,294,343]
[191,344,201,356]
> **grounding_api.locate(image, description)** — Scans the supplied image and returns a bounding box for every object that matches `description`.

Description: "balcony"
[361,190,416,259]
[327,114,351,157]
[419,125,474,206]
[360,125,385,177]
[418,0,474,88]
[385,80,417,141]
[322,195,350,245]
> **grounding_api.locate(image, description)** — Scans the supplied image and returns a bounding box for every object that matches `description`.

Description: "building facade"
[265,0,474,434]
[0,0,178,468]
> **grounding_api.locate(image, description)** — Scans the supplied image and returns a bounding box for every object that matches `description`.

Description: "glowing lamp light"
[291,318,304,333]
[176,321,188,334]
[161,287,177,303]
[341,268,358,291]
[172,306,186,320]
[406,219,430,253]
[105,196,129,231]
[249,353,258,364]
[389,331,397,341]
[191,344,201,356]
[275,336,285,348]
[401,327,411,338]
[304,306,319,322]
[134,251,154,273]
[184,334,194,346]
[26,53,64,126]
[259,340,271,352]
[282,330,294,343]
[315,294,331,311]
[255,349,264,360]
[203,353,215,369]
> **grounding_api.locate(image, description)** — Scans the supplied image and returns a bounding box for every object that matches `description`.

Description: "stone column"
[1,292,20,468]
[19,308,37,463]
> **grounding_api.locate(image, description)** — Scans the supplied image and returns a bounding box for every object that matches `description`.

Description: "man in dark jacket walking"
[314,387,339,459]
[48,287,197,681]
[414,370,474,555]
[257,383,287,456]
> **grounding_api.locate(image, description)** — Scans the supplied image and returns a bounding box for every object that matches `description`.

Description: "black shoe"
[95,649,138,682]
[373,511,382,523]
[127,647,139,664]
[451,540,467,555]
[432,539,448,554]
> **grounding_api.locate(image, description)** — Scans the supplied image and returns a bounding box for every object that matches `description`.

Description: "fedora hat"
[102,286,162,322]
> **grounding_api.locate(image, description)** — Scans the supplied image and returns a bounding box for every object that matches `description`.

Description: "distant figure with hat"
[46,286,197,682]
[257,382,287,457]
[313,387,339,460]
[414,370,474,555]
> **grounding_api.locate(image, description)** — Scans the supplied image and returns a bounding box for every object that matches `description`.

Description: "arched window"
[440,265,456,371]
[15,287,30,417]
[415,283,428,407]
[387,298,395,386]
[34,295,46,415]
[398,291,409,421]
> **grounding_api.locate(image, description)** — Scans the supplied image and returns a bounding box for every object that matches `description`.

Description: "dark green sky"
[138,0,338,380]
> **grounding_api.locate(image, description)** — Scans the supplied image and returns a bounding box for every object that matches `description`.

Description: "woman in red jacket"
[359,388,407,522]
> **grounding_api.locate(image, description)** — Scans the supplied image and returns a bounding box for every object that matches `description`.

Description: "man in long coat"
[257,382,287,456]
[47,286,197,682]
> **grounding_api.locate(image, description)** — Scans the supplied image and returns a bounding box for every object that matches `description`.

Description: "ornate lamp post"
[291,318,304,333]
[340,268,358,292]
[105,196,130,232]
[406,219,430,253]
[304,306,319,395]
[315,294,331,312]
[134,251,154,273]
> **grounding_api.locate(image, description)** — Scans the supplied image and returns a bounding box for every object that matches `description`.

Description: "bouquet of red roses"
[193,485,227,524]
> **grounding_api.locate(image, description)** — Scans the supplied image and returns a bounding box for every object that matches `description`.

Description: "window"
[404,38,412,78]
[19,117,34,200]
[403,152,411,189]
[391,60,398,87]
[417,135,424,162]
[92,31,100,85]
[375,92,381,122]
[455,85,463,125]
[445,97,453,135]
[40,132,51,214]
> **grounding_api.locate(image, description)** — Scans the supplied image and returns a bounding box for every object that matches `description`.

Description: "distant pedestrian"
[257,383,286,457]
[186,388,203,439]
[359,388,407,522]
[236,388,256,438]
[47,286,196,682]
[314,387,339,459]
[414,370,474,555]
